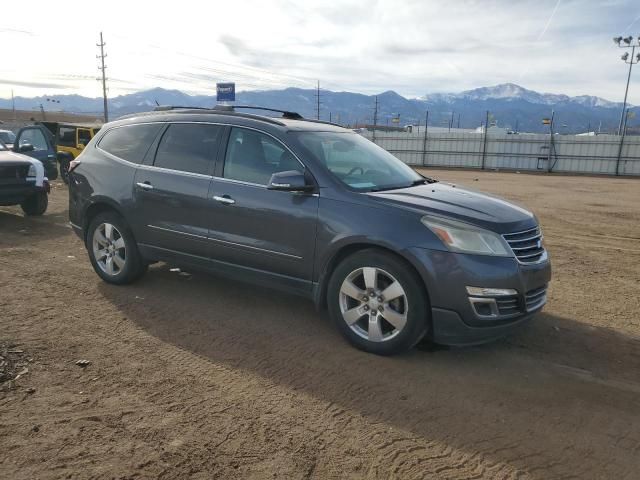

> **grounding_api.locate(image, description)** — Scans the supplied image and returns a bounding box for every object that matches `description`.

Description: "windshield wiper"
[368,176,438,192]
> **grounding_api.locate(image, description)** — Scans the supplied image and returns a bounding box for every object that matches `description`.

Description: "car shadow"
[0,209,73,245]
[98,263,640,476]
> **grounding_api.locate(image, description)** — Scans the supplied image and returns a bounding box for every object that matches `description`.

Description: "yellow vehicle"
[40,122,102,183]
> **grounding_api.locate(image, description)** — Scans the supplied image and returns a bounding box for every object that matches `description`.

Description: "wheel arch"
[82,198,127,244]
[57,151,74,163]
[313,241,432,313]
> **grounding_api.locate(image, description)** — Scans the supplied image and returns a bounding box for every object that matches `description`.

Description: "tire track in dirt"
[3,177,640,479]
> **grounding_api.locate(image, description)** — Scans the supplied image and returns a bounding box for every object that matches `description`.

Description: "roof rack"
[153,105,212,111]
[222,105,304,120]
[153,104,303,120]
[129,105,344,129]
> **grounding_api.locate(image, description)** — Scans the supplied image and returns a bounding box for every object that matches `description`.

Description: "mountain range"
[1,83,634,134]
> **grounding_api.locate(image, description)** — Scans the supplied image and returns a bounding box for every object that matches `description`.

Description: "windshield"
[294,131,423,192]
[0,131,16,144]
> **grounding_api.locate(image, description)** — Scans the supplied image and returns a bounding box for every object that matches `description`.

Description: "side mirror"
[19,143,34,152]
[267,170,314,192]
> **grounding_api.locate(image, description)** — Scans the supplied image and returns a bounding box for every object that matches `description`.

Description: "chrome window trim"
[95,121,168,167]
[147,224,303,260]
[136,162,213,180]
[95,121,311,187]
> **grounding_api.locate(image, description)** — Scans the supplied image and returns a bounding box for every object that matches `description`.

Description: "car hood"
[0,150,34,165]
[367,182,537,234]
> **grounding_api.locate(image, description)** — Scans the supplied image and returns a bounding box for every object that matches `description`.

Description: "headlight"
[421,216,512,256]
[27,164,36,177]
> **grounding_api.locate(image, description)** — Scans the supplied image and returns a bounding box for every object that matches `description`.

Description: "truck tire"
[20,191,48,216]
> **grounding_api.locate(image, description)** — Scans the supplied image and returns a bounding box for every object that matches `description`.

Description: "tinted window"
[78,129,92,146]
[98,124,162,164]
[58,127,76,147]
[0,131,16,144]
[19,128,48,151]
[223,127,301,185]
[154,123,222,175]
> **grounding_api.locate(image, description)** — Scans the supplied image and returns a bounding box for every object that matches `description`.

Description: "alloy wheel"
[339,267,408,342]
[92,223,126,276]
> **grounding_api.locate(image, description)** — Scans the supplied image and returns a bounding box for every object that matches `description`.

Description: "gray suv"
[68,106,551,355]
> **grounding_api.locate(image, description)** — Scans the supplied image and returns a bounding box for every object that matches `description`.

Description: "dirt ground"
[1,170,639,479]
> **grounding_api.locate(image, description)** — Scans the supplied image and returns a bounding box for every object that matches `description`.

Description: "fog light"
[466,287,518,297]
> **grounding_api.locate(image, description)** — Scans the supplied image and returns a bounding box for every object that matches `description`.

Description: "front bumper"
[0,182,49,206]
[407,247,552,346]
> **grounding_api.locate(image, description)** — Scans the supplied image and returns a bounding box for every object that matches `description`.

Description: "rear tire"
[20,191,48,216]
[86,212,147,285]
[59,159,70,184]
[327,249,430,355]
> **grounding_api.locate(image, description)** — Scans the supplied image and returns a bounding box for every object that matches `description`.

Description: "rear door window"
[153,123,222,175]
[98,123,163,164]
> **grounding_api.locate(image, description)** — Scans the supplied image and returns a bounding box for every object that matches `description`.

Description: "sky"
[1,0,640,103]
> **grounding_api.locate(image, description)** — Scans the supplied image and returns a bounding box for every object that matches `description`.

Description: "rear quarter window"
[98,123,163,164]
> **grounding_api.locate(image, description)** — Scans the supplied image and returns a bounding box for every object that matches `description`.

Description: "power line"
[97,31,109,123]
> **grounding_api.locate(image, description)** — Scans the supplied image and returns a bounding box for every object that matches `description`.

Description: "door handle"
[213,195,235,205]
[136,181,154,191]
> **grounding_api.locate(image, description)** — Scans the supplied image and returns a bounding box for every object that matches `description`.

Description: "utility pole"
[547,110,555,173]
[481,110,489,170]
[422,110,429,166]
[613,36,640,135]
[457,113,461,129]
[616,108,631,175]
[11,89,15,120]
[449,111,454,132]
[97,32,109,123]
[372,96,379,144]
[315,80,321,120]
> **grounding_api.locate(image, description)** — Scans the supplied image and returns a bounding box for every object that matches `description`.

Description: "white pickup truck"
[0,140,49,215]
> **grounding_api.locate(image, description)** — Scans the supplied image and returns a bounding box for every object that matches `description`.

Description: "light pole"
[613,35,640,135]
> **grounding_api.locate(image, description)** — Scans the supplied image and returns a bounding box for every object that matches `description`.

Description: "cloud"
[0,78,70,89]
[3,0,640,103]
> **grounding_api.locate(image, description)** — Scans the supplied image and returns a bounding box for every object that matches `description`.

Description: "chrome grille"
[503,226,545,264]
[525,285,547,312]
[0,165,28,180]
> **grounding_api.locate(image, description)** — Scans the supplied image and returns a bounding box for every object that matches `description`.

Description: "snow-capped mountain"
[423,83,621,109]
[0,83,632,134]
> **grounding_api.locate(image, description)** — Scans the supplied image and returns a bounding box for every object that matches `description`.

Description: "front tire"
[86,212,147,284]
[327,249,430,355]
[20,191,48,216]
